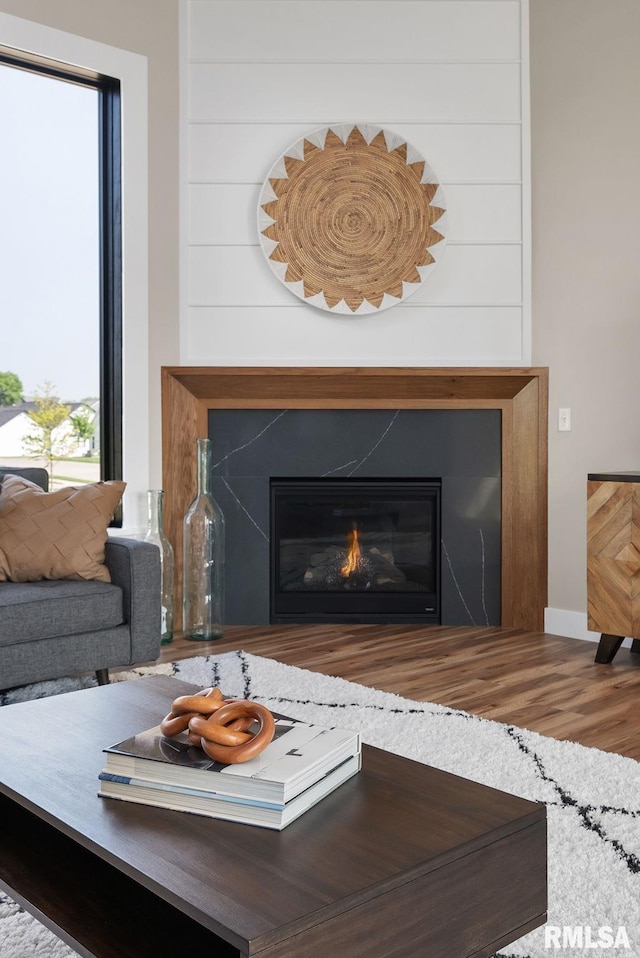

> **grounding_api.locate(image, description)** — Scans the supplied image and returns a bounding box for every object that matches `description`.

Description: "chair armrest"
[105,537,161,663]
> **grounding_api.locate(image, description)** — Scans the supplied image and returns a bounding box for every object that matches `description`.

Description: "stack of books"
[98,711,361,830]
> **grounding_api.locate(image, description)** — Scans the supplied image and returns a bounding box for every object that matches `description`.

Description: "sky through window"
[0,63,99,403]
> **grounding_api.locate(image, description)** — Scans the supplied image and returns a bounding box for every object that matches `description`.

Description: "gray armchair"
[0,468,161,691]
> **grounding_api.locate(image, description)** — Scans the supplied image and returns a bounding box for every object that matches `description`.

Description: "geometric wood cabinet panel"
[587,474,640,662]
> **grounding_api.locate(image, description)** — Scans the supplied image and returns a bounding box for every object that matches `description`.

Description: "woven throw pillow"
[0,475,126,583]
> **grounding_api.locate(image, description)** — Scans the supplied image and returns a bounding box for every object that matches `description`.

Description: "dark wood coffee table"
[0,676,546,958]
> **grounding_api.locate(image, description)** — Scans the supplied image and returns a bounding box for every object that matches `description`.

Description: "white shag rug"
[1,650,639,958]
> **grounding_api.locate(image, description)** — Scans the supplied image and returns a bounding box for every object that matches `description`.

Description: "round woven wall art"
[258,123,447,314]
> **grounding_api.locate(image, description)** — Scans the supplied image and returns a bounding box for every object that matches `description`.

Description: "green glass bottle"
[144,489,174,645]
[182,438,225,640]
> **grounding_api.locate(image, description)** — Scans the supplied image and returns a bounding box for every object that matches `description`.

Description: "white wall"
[182,0,531,367]
[531,0,640,640]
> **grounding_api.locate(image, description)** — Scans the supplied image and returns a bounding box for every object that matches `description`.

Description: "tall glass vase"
[144,489,174,645]
[183,437,225,640]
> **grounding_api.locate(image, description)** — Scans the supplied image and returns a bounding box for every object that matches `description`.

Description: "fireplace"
[196,406,501,627]
[270,479,441,623]
[162,366,549,630]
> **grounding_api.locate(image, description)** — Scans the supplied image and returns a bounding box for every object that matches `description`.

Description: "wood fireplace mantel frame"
[162,367,548,631]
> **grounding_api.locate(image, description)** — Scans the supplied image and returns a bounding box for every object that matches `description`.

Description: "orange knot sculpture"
[160,686,275,764]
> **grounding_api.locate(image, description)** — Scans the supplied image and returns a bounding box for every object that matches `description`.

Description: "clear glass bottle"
[183,437,225,640]
[144,489,174,645]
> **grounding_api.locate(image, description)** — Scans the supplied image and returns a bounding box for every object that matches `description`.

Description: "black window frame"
[0,47,123,511]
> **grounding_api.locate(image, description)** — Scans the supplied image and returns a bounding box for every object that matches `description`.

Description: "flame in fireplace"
[341,526,362,577]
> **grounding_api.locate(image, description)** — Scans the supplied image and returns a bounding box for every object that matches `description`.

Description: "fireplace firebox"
[270,478,441,623]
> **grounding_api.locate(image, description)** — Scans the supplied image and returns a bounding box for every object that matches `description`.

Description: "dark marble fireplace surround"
[207,408,501,626]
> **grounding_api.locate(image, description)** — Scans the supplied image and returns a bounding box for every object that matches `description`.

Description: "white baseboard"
[544,608,633,648]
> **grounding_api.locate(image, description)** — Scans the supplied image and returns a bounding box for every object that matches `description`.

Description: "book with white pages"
[103,712,361,805]
[98,752,362,830]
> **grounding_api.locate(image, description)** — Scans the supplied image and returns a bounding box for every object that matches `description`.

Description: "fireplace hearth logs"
[270,477,440,621]
[283,527,425,594]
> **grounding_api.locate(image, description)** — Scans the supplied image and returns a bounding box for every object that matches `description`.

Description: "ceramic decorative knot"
[258,123,447,314]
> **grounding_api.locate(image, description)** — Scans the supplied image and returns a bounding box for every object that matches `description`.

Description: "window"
[0,12,149,533]
[0,48,122,496]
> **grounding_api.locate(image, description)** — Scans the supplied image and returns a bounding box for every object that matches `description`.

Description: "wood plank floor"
[157,625,640,761]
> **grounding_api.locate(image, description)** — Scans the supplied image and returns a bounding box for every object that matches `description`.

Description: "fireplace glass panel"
[270,479,440,623]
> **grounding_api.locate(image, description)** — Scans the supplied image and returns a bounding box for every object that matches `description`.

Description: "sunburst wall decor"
[258,123,447,315]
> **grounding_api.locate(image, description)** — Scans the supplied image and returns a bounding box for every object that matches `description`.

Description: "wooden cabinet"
[587,472,640,662]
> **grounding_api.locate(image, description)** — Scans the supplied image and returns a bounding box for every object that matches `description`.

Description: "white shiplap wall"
[182,0,529,366]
